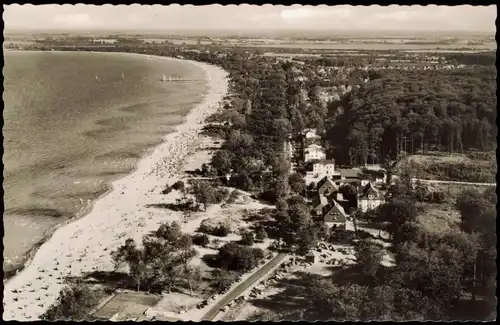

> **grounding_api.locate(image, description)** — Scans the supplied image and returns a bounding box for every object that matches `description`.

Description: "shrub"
[226,190,241,204]
[429,190,445,203]
[217,242,263,271]
[214,187,230,203]
[161,185,173,195]
[252,248,265,260]
[192,233,210,247]
[357,230,373,240]
[212,224,230,237]
[330,229,357,243]
[240,231,255,246]
[259,190,278,203]
[198,220,231,237]
[171,180,185,192]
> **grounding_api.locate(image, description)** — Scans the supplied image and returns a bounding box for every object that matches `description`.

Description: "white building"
[358,182,386,213]
[283,140,294,158]
[313,160,337,177]
[304,144,326,162]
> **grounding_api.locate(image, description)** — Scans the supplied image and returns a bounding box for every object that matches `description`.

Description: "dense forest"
[325,67,497,166]
[444,51,497,66]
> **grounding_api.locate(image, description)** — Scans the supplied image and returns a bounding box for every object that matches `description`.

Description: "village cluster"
[285,128,388,230]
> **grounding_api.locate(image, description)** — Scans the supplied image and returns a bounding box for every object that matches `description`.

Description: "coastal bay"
[2,51,208,273]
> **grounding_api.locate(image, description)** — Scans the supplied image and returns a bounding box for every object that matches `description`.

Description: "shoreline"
[3,52,229,321]
[2,50,212,277]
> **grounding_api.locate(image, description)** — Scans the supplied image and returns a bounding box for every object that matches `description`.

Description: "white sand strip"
[3,55,229,321]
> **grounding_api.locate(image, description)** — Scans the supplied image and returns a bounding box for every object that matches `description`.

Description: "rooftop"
[338,168,362,178]
[314,159,336,165]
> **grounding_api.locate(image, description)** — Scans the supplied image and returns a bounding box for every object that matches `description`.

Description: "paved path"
[201,253,288,321]
[411,178,496,187]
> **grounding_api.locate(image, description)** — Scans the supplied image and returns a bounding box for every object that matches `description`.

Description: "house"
[358,182,386,212]
[323,200,348,230]
[304,144,326,162]
[361,166,387,185]
[338,168,362,181]
[312,194,329,216]
[303,128,320,140]
[304,136,322,147]
[316,176,339,197]
[313,159,337,177]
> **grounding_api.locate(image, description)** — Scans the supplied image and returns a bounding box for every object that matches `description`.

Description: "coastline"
[3,52,229,321]
[2,49,208,277]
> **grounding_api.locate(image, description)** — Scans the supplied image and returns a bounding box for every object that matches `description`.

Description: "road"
[201,253,288,321]
[411,178,496,187]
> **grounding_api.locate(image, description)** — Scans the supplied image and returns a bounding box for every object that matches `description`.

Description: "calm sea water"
[2,51,207,272]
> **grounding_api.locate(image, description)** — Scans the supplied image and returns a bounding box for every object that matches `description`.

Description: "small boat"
[121,73,125,80]
[95,75,99,81]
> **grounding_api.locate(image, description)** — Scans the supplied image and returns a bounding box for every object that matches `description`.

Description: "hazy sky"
[3,4,497,32]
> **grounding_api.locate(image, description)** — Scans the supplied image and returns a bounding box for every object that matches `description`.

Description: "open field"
[416,202,461,234]
[398,151,497,183]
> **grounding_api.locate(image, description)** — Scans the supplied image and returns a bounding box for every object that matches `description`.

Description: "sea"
[2,51,208,274]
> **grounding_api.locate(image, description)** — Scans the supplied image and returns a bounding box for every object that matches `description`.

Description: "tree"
[217,242,261,271]
[111,238,147,291]
[156,222,182,244]
[142,236,179,293]
[351,209,363,236]
[296,223,319,255]
[175,234,198,295]
[191,180,217,211]
[184,266,203,296]
[393,230,480,318]
[413,181,429,202]
[234,170,253,191]
[241,231,255,246]
[42,284,101,321]
[255,227,268,242]
[306,279,368,321]
[456,188,496,304]
[289,173,306,195]
[339,184,358,208]
[212,269,237,292]
[377,199,417,244]
[355,239,384,284]
[456,188,493,234]
[211,150,234,176]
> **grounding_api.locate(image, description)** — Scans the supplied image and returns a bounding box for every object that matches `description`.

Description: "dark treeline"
[444,51,497,66]
[325,67,497,166]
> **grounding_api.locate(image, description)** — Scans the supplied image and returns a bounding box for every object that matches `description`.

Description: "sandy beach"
[3,55,229,321]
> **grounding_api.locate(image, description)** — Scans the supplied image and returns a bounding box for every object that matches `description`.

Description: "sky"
[3,4,497,32]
